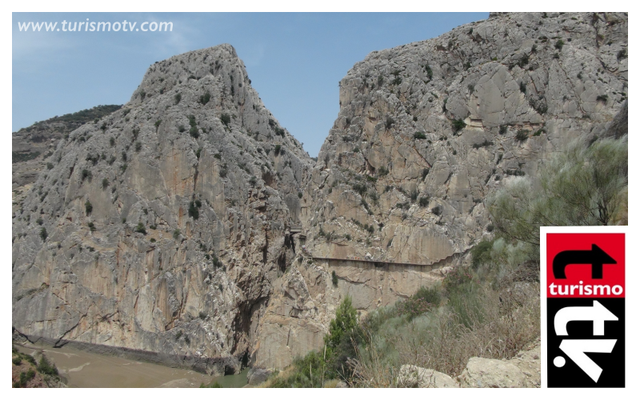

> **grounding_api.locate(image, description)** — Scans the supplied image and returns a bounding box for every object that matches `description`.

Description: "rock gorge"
[12,12,628,373]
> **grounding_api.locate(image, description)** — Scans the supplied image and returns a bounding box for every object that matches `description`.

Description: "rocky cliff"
[13,12,628,374]
[12,105,122,214]
[12,44,313,374]
[254,11,627,368]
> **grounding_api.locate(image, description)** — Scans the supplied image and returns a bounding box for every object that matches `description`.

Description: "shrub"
[174,93,182,104]
[473,139,494,149]
[199,92,211,105]
[40,227,47,241]
[499,125,507,135]
[37,355,58,376]
[155,120,162,131]
[515,130,529,141]
[471,240,494,269]
[135,142,142,152]
[418,197,429,207]
[452,119,466,133]
[518,54,529,68]
[173,229,181,239]
[398,286,441,320]
[188,201,200,220]
[555,39,565,51]
[102,178,109,189]
[220,113,231,127]
[81,169,92,182]
[352,183,367,196]
[413,132,426,140]
[378,166,389,176]
[135,223,147,235]
[385,117,394,130]
[88,222,96,232]
[424,64,433,80]
[487,137,628,243]
[332,271,338,287]
[431,205,442,216]
[324,297,358,351]
[85,200,93,215]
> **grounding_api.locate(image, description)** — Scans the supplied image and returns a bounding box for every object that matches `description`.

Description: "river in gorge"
[15,343,249,388]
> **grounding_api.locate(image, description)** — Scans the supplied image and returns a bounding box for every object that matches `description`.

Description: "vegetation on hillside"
[262,136,627,387]
[12,346,62,388]
[19,105,122,132]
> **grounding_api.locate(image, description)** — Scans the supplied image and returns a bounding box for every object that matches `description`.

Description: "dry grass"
[348,282,540,387]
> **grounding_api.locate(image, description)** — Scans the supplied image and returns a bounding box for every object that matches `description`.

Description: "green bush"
[37,355,58,376]
[413,132,426,140]
[398,286,441,320]
[199,92,211,105]
[85,200,93,215]
[220,113,231,127]
[188,201,200,220]
[332,271,338,287]
[135,223,147,235]
[81,169,92,182]
[452,119,466,133]
[471,240,494,269]
[174,93,182,104]
[515,130,529,141]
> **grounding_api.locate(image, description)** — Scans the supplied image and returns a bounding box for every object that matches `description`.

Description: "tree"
[487,137,627,248]
[324,296,358,351]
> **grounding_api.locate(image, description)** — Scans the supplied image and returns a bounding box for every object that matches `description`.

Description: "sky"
[12,12,488,157]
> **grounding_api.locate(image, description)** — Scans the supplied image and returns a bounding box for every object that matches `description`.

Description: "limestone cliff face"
[12,105,122,214]
[304,11,627,263]
[12,44,313,373]
[254,12,627,368]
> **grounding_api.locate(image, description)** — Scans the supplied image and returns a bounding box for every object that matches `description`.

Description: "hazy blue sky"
[13,12,488,156]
